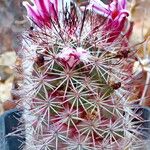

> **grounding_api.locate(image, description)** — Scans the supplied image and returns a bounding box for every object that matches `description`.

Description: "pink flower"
[56,47,91,68]
[23,0,70,28]
[88,0,128,22]
[88,0,133,42]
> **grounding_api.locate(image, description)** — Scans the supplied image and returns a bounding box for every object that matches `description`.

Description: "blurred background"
[0,0,150,114]
[0,0,28,114]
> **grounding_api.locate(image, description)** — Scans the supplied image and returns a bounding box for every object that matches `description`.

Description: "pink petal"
[117,10,129,21]
[23,1,42,26]
[34,0,48,16]
[44,0,54,13]
[88,0,110,17]
[125,22,133,39]
[34,0,46,11]
[118,0,126,9]
[49,2,58,21]
[50,0,58,12]
[109,1,117,12]
[92,5,110,16]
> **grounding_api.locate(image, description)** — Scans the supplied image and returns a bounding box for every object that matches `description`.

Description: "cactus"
[13,0,148,149]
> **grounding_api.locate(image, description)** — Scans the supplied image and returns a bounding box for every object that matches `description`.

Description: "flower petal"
[34,0,48,16]
[118,0,127,9]
[87,0,110,16]
[23,1,42,26]
[50,0,58,12]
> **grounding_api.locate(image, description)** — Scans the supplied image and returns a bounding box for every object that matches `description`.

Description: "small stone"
[2,100,17,111]
[0,51,16,66]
